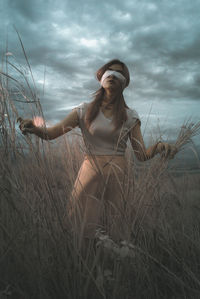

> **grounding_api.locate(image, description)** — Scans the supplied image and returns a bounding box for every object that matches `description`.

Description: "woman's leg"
[67,155,129,248]
[101,157,130,242]
[68,158,104,248]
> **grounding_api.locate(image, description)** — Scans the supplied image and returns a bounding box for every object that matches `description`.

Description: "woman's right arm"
[18,109,79,140]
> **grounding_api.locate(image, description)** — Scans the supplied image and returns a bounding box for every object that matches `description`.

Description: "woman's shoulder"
[75,101,90,109]
[76,102,89,108]
[75,102,90,119]
[126,107,140,120]
[125,107,141,127]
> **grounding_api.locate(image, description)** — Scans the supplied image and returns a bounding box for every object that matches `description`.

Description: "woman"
[18,59,177,244]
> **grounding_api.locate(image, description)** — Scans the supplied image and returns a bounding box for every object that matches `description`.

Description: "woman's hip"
[83,154,127,176]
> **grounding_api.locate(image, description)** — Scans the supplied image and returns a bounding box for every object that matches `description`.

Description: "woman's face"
[101,64,125,91]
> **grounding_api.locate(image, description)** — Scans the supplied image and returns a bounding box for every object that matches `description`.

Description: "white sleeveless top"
[75,102,140,156]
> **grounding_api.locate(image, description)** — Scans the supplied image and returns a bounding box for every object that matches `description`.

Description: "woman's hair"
[85,59,130,132]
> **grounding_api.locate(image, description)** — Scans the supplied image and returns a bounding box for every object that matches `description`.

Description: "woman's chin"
[105,84,118,91]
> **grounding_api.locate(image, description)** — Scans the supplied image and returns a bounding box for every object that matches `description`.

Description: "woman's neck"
[101,90,117,108]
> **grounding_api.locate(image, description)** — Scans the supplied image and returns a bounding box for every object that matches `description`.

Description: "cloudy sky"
[1,0,200,168]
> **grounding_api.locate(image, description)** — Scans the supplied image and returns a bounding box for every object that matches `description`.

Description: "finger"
[173,146,178,154]
[157,143,163,154]
[162,143,166,153]
[28,128,35,134]
[165,144,171,158]
[169,151,176,159]
[19,121,25,130]
[17,117,23,123]
[160,144,170,158]
[169,153,175,159]
[24,120,34,128]
[22,128,34,135]
[19,123,25,131]
[19,123,26,131]
[169,147,178,159]
[160,144,167,157]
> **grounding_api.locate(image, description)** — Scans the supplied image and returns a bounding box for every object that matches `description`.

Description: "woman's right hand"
[17,117,36,135]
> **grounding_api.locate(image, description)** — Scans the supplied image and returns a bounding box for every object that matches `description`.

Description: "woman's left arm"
[128,122,177,161]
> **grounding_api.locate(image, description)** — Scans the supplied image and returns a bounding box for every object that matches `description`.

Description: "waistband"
[84,154,126,161]
[84,154,125,158]
[83,155,127,169]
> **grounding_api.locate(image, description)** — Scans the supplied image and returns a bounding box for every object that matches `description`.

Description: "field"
[1,48,200,298]
[1,126,200,298]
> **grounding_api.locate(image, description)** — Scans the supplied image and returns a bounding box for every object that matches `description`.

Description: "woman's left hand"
[156,142,178,159]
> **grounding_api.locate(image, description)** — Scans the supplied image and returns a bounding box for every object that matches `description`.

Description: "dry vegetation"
[1,41,200,299]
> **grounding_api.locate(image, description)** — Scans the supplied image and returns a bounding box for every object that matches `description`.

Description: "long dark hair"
[85,59,130,132]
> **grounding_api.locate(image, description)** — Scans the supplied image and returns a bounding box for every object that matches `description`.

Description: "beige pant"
[67,155,128,243]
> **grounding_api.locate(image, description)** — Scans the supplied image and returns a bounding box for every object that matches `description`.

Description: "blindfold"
[100,70,127,89]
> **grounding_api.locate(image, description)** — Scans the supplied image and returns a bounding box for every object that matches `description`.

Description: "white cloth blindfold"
[100,70,126,89]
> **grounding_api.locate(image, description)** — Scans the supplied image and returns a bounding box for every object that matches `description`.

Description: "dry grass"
[1,39,200,299]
